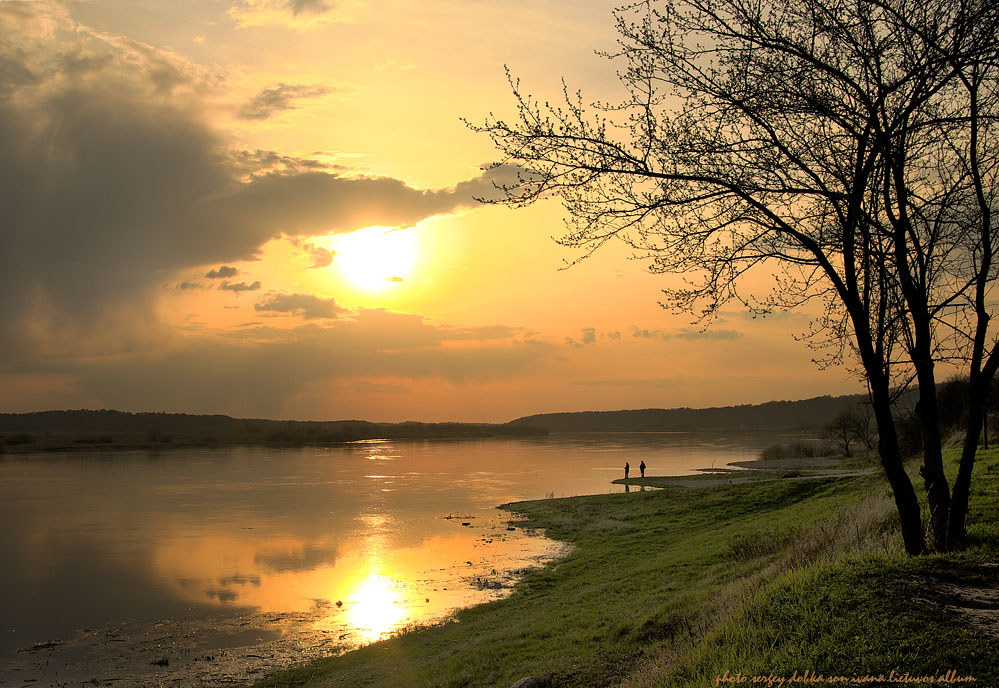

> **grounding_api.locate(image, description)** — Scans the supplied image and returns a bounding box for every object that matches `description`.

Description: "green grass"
[254,448,999,688]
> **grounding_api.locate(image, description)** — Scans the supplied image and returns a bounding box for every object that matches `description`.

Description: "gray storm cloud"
[206,266,239,279]
[237,83,329,119]
[254,293,345,319]
[0,4,511,364]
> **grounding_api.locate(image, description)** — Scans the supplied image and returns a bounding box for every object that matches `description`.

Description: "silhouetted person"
[640,460,646,478]
[624,461,630,480]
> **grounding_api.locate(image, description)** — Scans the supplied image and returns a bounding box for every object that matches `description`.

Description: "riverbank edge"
[253,449,999,688]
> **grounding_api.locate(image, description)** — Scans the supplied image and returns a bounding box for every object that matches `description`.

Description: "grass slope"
[255,449,999,688]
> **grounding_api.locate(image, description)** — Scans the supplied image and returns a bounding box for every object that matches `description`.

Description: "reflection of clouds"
[127,513,558,651]
[206,589,239,602]
[254,544,338,573]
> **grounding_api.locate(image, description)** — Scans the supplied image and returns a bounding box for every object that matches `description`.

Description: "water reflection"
[345,572,405,642]
[0,432,782,669]
[138,506,550,651]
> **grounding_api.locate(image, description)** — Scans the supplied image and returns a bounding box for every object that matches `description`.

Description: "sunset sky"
[0,0,863,422]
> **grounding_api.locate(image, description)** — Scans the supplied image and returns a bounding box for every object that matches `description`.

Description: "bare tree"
[472,0,999,554]
[824,407,876,458]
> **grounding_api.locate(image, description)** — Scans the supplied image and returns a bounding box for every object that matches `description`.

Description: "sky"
[0,0,863,422]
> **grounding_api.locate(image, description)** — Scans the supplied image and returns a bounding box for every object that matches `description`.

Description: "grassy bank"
[255,449,999,688]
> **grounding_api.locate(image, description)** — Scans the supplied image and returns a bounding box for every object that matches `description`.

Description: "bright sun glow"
[345,572,406,642]
[331,226,419,292]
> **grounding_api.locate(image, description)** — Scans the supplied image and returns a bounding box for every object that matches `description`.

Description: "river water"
[0,432,781,686]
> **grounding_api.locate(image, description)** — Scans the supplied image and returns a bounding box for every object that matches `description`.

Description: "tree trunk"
[912,353,950,551]
[871,384,926,555]
[947,396,983,551]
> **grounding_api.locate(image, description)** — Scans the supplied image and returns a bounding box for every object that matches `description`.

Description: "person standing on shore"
[624,462,630,480]
[640,460,646,478]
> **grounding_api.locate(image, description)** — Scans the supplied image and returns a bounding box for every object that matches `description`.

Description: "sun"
[331,226,419,292]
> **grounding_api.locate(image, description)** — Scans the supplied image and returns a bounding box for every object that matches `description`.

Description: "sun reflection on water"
[148,509,560,650]
[343,571,407,642]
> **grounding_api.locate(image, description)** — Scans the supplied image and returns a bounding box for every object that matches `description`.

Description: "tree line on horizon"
[0,409,547,451]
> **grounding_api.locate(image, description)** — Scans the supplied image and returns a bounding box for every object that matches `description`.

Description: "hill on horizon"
[509,394,870,433]
[0,409,545,451]
[0,394,874,451]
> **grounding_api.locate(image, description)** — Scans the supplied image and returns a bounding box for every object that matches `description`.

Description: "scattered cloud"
[674,328,741,341]
[288,0,334,15]
[631,326,742,341]
[565,327,598,348]
[220,281,262,292]
[289,239,334,268]
[228,0,363,29]
[254,292,345,319]
[206,266,239,279]
[237,83,329,120]
[177,281,205,290]
[632,327,662,340]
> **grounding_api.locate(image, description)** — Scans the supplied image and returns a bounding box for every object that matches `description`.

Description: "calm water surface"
[0,432,782,676]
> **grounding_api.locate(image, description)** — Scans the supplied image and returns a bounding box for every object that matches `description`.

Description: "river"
[0,432,785,686]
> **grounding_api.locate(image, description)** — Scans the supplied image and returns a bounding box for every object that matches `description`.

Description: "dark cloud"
[229,0,354,28]
[177,281,205,290]
[288,0,333,15]
[0,6,503,361]
[254,293,344,319]
[219,281,262,292]
[237,83,328,120]
[206,266,239,279]
[581,327,596,344]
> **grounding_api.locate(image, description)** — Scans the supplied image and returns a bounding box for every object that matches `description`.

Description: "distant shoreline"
[0,409,548,454]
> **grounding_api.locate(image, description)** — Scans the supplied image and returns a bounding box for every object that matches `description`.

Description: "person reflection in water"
[640,460,646,478]
[624,462,630,480]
